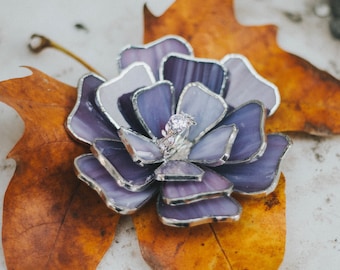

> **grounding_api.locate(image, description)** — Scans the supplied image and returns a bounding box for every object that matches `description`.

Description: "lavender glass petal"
[219,101,266,163]
[117,91,148,136]
[158,195,241,227]
[214,134,291,194]
[74,154,158,214]
[222,54,280,116]
[155,160,204,181]
[132,81,175,139]
[118,128,163,164]
[161,54,228,102]
[96,63,155,129]
[177,83,228,142]
[91,139,157,191]
[66,74,119,144]
[118,35,193,80]
[189,125,238,166]
[162,169,233,205]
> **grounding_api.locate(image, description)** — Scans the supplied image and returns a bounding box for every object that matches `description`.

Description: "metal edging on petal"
[91,138,156,192]
[131,80,176,139]
[66,72,115,145]
[74,154,158,215]
[222,100,267,164]
[95,62,156,130]
[157,195,242,227]
[160,52,229,99]
[221,54,280,116]
[188,124,238,166]
[176,82,228,143]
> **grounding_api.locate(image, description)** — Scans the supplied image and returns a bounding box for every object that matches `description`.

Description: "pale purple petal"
[132,81,175,139]
[118,127,163,165]
[118,35,193,80]
[66,73,119,144]
[214,134,292,194]
[155,160,204,181]
[157,195,241,227]
[91,139,157,191]
[95,63,155,129]
[177,82,228,142]
[161,169,233,205]
[161,54,228,102]
[117,91,147,136]
[222,54,280,116]
[189,125,238,166]
[74,154,158,214]
[219,101,266,163]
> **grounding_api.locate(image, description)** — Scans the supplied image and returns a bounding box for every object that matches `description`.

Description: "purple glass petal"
[157,195,241,227]
[189,125,238,166]
[66,74,119,144]
[118,35,193,80]
[161,54,228,102]
[162,168,233,205]
[219,101,266,163]
[132,81,175,139]
[91,139,158,191]
[214,134,292,194]
[74,154,158,214]
[117,91,147,136]
[155,160,204,181]
[177,82,228,142]
[96,63,155,129]
[118,127,163,165]
[222,54,280,116]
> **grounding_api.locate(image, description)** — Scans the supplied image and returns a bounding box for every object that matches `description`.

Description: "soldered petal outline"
[91,138,157,192]
[154,160,205,182]
[74,154,159,215]
[118,127,164,165]
[132,80,175,139]
[66,73,119,144]
[95,63,155,129]
[221,54,280,116]
[118,35,193,80]
[157,195,241,227]
[177,82,228,142]
[219,101,267,164]
[160,53,228,102]
[161,168,234,205]
[188,125,238,166]
[214,133,292,195]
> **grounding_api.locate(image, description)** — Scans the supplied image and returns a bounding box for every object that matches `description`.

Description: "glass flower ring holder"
[66,35,291,227]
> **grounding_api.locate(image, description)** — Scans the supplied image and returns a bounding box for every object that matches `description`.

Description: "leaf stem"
[28,34,102,76]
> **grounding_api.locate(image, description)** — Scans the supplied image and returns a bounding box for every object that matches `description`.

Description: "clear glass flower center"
[157,113,196,160]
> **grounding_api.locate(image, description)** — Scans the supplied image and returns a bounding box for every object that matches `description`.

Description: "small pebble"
[314,2,331,17]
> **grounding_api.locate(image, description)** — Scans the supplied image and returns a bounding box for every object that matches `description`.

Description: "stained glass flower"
[66,35,291,227]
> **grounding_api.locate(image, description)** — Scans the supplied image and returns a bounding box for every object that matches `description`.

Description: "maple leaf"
[0,67,286,270]
[0,68,120,269]
[134,176,286,269]
[143,0,340,136]
[2,0,335,268]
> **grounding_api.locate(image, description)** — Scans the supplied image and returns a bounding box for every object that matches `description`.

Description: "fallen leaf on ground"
[133,175,286,269]
[144,0,340,136]
[0,68,120,269]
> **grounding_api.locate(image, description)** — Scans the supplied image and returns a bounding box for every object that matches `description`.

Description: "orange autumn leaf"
[144,0,340,136]
[0,68,120,269]
[134,175,286,270]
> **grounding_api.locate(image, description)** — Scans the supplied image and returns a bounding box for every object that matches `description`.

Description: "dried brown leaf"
[0,68,120,269]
